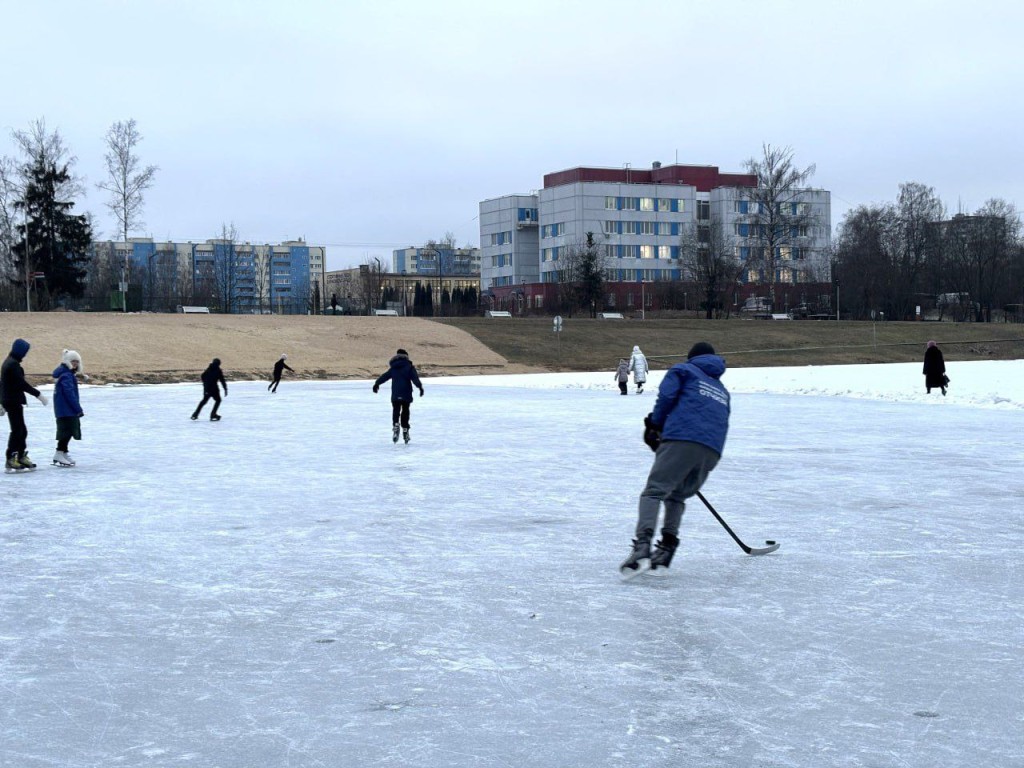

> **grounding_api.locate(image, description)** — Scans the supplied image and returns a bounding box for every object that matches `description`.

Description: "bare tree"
[679,217,741,319]
[97,119,158,243]
[357,257,385,314]
[211,223,241,313]
[741,144,818,309]
[12,118,85,200]
[0,157,17,282]
[253,245,272,314]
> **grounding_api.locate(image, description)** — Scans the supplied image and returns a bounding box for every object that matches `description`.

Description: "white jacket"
[628,346,648,383]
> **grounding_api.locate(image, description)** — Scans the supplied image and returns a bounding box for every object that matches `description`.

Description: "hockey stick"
[695,491,780,556]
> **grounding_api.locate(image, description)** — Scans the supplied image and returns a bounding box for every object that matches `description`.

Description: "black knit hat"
[396,348,408,356]
[687,342,715,359]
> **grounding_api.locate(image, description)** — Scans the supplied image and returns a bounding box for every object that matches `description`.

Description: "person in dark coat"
[1,338,48,470]
[191,358,228,421]
[372,348,424,444]
[268,354,293,392]
[923,340,947,396]
[620,341,731,580]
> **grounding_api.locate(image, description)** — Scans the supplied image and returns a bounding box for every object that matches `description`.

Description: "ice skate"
[190,414,198,421]
[4,455,25,473]
[53,451,75,468]
[637,385,643,394]
[402,428,410,445]
[210,414,221,422]
[392,424,400,443]
[619,531,653,581]
[17,452,37,470]
[648,533,679,575]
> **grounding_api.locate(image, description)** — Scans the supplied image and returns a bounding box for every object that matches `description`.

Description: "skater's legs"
[618,382,627,395]
[6,406,27,458]
[209,392,222,417]
[399,401,411,429]
[193,393,211,418]
[270,375,281,392]
[661,500,685,537]
[391,401,401,425]
[638,441,720,537]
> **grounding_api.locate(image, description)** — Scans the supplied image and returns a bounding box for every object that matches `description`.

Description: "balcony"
[516,219,538,229]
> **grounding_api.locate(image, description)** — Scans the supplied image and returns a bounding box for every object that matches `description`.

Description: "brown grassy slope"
[0,313,528,385]
[440,317,1024,370]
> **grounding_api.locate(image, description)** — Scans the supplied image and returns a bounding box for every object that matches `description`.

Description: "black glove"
[372,384,379,394]
[643,414,661,452]
[418,387,425,398]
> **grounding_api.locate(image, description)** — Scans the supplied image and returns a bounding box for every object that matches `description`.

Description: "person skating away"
[614,359,629,395]
[1,338,48,472]
[620,341,731,580]
[923,340,947,396]
[191,358,228,421]
[268,354,293,393]
[628,345,649,394]
[52,349,85,467]
[372,348,423,444]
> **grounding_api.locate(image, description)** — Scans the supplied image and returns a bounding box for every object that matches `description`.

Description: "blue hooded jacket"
[649,354,730,455]
[374,353,423,403]
[52,364,83,418]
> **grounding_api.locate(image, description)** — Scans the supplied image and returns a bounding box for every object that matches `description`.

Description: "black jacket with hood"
[1,339,40,408]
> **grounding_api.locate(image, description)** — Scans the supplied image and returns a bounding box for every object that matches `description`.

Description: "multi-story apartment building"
[90,238,325,314]
[477,196,540,288]
[480,163,831,294]
[392,245,481,277]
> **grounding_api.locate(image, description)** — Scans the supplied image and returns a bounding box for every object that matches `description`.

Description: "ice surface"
[1,362,1022,767]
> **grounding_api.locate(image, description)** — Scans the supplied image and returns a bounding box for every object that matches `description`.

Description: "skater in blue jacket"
[372,348,424,444]
[620,341,731,580]
[52,349,85,467]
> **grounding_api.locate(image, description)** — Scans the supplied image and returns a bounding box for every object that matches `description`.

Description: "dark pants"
[391,400,411,429]
[193,390,222,418]
[5,405,27,458]
[636,440,721,537]
[618,381,628,395]
[269,375,282,392]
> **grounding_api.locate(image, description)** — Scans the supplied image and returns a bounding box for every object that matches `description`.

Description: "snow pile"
[436,359,1024,409]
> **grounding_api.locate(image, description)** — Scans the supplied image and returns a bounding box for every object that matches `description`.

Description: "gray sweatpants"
[636,440,720,537]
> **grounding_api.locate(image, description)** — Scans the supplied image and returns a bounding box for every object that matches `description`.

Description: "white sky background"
[3,0,1024,270]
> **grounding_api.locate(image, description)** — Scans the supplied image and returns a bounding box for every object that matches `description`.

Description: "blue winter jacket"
[374,354,423,403]
[649,354,730,455]
[52,364,83,418]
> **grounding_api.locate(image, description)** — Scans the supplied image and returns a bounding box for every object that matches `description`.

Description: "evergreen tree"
[13,157,92,309]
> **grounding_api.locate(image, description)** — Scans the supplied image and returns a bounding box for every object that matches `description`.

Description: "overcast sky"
[5,0,1023,270]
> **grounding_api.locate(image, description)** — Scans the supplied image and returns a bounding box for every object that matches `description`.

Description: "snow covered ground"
[1,360,1022,767]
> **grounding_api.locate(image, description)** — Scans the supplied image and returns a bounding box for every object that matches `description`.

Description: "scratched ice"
[1,361,1022,767]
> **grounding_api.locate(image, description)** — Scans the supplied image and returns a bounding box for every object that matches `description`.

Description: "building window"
[697,201,710,221]
[656,198,671,211]
[534,295,543,309]
[621,197,639,211]
[605,196,617,209]
[657,222,672,236]
[640,197,654,211]
[604,220,617,234]
[640,245,655,259]
[640,221,655,235]
[657,245,671,260]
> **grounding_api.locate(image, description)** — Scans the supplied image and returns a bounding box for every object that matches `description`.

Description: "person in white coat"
[628,345,649,394]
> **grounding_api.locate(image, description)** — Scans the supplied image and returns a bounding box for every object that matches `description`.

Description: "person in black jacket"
[2,338,48,470]
[268,354,293,392]
[372,348,424,444]
[923,341,947,396]
[191,358,228,421]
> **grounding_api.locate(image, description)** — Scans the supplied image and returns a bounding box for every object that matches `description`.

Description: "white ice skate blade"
[619,559,651,582]
[52,461,74,468]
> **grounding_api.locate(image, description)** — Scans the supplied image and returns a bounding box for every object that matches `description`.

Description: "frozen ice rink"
[2,362,1022,767]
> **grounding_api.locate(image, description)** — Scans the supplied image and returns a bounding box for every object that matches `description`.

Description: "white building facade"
[480,164,831,291]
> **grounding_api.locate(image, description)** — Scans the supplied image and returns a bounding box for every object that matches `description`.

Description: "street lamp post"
[641,279,646,321]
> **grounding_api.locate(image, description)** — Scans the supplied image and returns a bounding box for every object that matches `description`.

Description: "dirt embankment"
[0,313,538,385]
